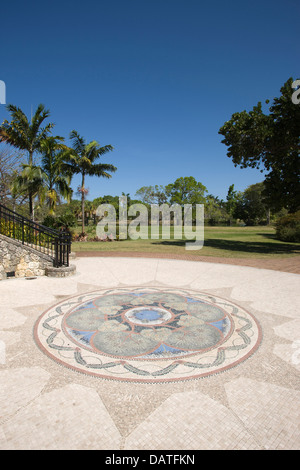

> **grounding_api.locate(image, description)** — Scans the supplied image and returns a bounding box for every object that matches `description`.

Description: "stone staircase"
[0,203,76,279]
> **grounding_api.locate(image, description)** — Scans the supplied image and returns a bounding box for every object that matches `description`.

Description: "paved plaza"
[0,255,299,450]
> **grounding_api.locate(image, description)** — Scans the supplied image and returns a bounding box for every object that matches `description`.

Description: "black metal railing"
[0,203,71,267]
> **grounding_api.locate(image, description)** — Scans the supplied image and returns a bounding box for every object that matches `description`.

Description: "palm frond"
[70,130,86,154]
[97,144,114,156]
[0,118,29,149]
[0,104,54,159]
[10,164,46,198]
[88,163,117,177]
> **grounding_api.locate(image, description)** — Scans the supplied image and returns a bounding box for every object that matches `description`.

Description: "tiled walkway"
[76,251,300,274]
[0,255,299,450]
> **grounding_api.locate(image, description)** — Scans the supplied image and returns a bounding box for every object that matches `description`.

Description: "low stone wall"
[0,234,76,279]
[45,264,76,277]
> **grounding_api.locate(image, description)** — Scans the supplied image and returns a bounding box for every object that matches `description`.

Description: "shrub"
[0,218,53,247]
[42,215,56,229]
[275,211,300,242]
[42,213,77,230]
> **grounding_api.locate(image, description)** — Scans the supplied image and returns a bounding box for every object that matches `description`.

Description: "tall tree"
[226,184,241,224]
[65,130,116,234]
[219,78,300,213]
[0,104,54,219]
[10,164,46,217]
[164,177,207,226]
[40,137,73,215]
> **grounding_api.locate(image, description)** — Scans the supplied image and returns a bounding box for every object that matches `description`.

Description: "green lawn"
[72,225,300,259]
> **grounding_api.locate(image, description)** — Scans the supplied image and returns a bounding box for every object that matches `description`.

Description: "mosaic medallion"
[34,287,262,383]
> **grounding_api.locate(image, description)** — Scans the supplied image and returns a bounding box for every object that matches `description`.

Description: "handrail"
[0,203,71,267]
[1,204,59,232]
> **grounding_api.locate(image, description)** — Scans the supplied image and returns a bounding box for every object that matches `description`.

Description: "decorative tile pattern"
[1,256,299,450]
[0,367,50,421]
[0,384,122,450]
[34,287,262,383]
[125,391,261,450]
[225,378,300,450]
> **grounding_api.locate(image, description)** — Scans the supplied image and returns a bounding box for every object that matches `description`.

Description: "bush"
[0,218,53,246]
[42,215,56,229]
[42,212,77,230]
[275,211,300,242]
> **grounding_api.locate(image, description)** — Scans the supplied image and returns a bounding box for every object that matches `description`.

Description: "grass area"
[72,225,300,259]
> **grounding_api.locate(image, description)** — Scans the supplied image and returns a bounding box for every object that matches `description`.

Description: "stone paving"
[76,250,300,274]
[0,255,299,450]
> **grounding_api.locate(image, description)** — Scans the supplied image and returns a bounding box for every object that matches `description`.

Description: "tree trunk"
[81,173,85,234]
[29,192,34,221]
[28,150,34,220]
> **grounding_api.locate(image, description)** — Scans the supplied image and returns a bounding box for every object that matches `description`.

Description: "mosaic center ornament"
[34,287,262,383]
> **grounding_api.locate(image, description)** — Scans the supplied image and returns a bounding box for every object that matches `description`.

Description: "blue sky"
[0,0,299,202]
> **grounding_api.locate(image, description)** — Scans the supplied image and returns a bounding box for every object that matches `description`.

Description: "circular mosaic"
[34,287,262,383]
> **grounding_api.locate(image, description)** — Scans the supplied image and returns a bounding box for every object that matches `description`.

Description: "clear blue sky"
[0,0,299,201]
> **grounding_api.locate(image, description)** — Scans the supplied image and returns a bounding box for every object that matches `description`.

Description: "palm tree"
[10,164,46,216]
[40,137,73,215]
[65,130,116,234]
[0,104,54,219]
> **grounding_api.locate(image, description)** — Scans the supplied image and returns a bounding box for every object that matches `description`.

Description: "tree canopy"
[219,78,300,213]
[64,130,116,234]
[234,182,269,226]
[0,104,54,218]
[135,185,168,205]
[165,176,207,206]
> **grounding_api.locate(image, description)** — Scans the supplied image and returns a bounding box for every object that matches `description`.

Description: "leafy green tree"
[234,182,269,225]
[226,184,241,224]
[0,104,54,219]
[65,130,116,234]
[204,194,227,225]
[92,196,104,209]
[101,195,121,219]
[67,199,82,221]
[162,177,207,226]
[165,176,207,205]
[219,78,300,213]
[135,185,168,204]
